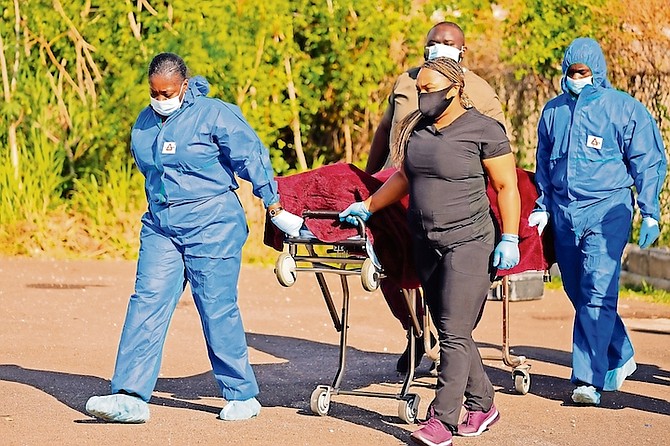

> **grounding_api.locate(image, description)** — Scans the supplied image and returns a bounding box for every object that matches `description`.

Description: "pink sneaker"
[417,404,435,425]
[410,417,453,446]
[456,403,500,437]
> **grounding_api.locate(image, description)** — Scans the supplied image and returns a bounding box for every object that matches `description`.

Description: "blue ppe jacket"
[535,38,667,222]
[130,76,279,208]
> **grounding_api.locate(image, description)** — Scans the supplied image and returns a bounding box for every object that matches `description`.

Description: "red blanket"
[263,163,554,288]
[264,163,419,288]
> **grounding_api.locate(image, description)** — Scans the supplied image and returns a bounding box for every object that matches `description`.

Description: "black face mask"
[418,87,455,121]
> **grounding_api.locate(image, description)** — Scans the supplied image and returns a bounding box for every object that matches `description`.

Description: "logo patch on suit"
[586,135,603,150]
[162,142,177,154]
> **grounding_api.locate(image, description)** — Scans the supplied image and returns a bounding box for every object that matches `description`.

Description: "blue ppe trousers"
[552,198,635,390]
[111,199,258,402]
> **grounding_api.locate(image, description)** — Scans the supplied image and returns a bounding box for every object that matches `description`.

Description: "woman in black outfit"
[340,57,520,446]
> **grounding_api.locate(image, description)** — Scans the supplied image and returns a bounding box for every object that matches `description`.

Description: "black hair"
[429,21,465,42]
[390,57,471,166]
[148,53,188,80]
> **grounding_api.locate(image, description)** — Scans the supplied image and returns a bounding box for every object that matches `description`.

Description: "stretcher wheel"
[360,258,380,292]
[310,385,331,416]
[275,252,297,287]
[398,393,420,424]
[513,369,531,395]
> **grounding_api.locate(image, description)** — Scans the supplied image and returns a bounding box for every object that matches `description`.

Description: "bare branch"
[237,35,266,105]
[53,0,101,92]
[128,12,142,41]
[138,0,159,16]
[0,32,11,103]
[44,58,76,128]
[284,56,307,171]
[34,33,86,102]
[11,0,20,93]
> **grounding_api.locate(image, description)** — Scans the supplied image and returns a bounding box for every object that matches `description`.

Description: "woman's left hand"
[493,233,520,270]
[338,202,372,226]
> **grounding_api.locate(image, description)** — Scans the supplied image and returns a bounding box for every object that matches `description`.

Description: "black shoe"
[396,337,425,374]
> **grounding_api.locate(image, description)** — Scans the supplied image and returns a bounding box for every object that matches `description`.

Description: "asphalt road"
[0,257,668,445]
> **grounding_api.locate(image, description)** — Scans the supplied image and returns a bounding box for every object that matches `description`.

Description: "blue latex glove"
[339,201,372,226]
[493,233,520,270]
[638,217,660,249]
[528,210,549,236]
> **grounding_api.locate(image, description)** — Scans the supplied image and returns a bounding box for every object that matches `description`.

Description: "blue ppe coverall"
[534,38,667,390]
[111,76,279,402]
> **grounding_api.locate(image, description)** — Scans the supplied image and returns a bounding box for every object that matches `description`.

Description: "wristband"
[268,206,284,218]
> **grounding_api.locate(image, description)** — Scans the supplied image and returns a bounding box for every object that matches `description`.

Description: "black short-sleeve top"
[404,108,511,249]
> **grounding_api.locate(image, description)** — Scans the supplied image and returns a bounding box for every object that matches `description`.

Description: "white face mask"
[425,43,463,62]
[150,84,185,117]
[566,75,593,95]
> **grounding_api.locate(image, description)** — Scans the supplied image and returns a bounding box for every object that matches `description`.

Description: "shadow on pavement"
[0,364,109,415]
[478,342,670,416]
[1,332,667,441]
[0,332,416,442]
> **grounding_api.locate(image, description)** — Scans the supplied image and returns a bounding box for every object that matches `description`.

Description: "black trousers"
[422,239,495,428]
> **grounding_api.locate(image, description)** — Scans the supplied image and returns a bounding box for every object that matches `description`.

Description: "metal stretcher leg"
[314,270,343,332]
[485,276,532,394]
[331,274,350,391]
[500,276,532,394]
[396,276,534,396]
[399,289,419,396]
[308,272,422,423]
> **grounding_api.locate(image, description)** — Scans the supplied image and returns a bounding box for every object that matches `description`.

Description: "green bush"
[0,0,668,260]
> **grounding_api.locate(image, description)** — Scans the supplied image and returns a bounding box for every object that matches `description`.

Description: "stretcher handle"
[302,210,367,238]
[302,210,341,219]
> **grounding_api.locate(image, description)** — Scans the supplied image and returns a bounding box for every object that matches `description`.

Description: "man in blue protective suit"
[85,53,303,423]
[529,37,667,405]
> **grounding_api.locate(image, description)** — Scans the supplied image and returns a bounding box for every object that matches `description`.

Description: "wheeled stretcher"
[274,210,428,423]
[273,210,542,423]
[265,163,555,423]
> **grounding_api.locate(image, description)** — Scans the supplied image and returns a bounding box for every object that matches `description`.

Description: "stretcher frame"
[273,210,536,424]
[274,210,425,423]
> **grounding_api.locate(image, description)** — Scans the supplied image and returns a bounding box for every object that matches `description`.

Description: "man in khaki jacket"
[365,21,506,174]
[365,21,508,375]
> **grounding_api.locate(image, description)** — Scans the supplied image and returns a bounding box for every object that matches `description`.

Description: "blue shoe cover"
[219,397,261,421]
[603,357,636,391]
[571,386,601,405]
[86,394,150,423]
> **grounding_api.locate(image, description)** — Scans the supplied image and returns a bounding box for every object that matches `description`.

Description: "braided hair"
[148,52,188,81]
[390,57,472,166]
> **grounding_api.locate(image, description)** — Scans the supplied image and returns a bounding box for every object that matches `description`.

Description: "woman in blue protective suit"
[340,57,521,446]
[529,37,667,405]
[85,53,303,423]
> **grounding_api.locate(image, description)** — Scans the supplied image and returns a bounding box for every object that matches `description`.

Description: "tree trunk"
[0,0,22,180]
[284,56,307,171]
[343,120,352,164]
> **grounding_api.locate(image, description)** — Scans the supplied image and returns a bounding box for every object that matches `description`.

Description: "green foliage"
[68,155,145,258]
[0,111,67,255]
[0,124,65,221]
[502,0,615,79]
[0,0,668,260]
[545,275,670,303]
